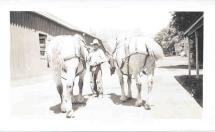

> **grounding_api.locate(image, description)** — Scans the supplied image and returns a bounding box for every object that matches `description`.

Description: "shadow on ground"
[175,75,203,107]
[49,96,88,114]
[159,65,203,69]
[108,93,147,107]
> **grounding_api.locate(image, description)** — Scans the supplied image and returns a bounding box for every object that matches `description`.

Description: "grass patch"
[175,75,203,107]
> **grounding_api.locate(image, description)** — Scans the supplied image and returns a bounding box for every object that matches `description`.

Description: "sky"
[48,8,172,39]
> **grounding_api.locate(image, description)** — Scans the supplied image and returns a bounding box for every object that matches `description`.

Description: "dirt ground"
[10,56,202,120]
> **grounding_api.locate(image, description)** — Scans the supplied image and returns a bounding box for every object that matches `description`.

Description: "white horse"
[106,36,164,110]
[46,34,88,118]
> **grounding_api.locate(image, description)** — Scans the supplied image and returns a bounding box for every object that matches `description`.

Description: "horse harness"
[61,54,86,80]
[116,46,154,76]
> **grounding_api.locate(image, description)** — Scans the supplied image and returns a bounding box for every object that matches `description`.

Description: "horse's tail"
[145,38,164,61]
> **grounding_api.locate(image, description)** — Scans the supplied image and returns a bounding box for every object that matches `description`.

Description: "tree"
[154,26,182,49]
[154,12,202,56]
[154,21,184,56]
[171,12,203,32]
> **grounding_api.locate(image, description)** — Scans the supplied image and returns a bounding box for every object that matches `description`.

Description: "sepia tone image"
[10,10,203,120]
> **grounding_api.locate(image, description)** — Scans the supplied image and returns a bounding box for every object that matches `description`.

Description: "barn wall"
[10,24,48,80]
[10,11,100,80]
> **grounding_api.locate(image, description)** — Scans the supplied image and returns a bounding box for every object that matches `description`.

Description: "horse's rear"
[114,36,163,109]
[47,34,87,118]
[128,37,163,74]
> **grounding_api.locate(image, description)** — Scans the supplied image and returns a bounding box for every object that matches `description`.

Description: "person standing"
[88,39,106,97]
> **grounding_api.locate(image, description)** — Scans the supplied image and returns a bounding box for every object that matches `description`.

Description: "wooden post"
[187,36,191,76]
[195,31,199,78]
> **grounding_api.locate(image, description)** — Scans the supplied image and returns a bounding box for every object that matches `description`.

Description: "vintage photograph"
[10,10,203,120]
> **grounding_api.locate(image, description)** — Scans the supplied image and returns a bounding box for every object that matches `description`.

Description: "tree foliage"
[171,12,203,32]
[154,12,203,54]
[154,25,183,49]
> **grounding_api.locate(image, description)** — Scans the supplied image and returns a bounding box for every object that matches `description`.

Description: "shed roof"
[184,15,203,36]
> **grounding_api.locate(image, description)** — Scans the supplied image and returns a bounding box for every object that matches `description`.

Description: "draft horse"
[46,34,88,118]
[107,36,164,110]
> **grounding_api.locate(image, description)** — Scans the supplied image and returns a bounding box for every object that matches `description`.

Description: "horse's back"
[117,36,163,60]
[47,35,82,58]
[128,37,148,54]
[115,36,149,61]
[47,35,86,80]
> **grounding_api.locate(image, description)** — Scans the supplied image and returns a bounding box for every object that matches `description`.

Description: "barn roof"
[34,12,100,40]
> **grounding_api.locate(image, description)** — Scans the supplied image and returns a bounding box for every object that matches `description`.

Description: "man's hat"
[90,39,100,45]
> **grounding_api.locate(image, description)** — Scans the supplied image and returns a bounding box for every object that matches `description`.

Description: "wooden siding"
[10,11,98,44]
[10,24,48,80]
[10,11,101,80]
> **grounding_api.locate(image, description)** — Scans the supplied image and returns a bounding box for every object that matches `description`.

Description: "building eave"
[34,11,100,40]
[184,15,203,36]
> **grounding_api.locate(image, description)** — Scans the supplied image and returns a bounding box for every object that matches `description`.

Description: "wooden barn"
[10,11,100,80]
[184,14,203,78]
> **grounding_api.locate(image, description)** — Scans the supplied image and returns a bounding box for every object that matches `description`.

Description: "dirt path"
[11,56,202,120]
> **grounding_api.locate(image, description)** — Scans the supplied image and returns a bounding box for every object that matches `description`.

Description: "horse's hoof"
[95,92,100,98]
[144,104,151,110]
[120,96,128,102]
[127,96,132,100]
[61,104,66,113]
[71,96,77,104]
[77,96,85,104]
[61,110,66,113]
[135,100,142,107]
[66,111,75,118]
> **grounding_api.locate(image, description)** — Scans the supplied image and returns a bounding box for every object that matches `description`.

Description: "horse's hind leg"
[57,83,63,101]
[64,79,75,118]
[57,83,65,112]
[53,71,66,113]
[145,73,153,110]
[135,75,143,107]
[127,75,132,99]
[64,60,79,118]
[65,83,74,118]
[117,69,127,102]
[77,69,86,103]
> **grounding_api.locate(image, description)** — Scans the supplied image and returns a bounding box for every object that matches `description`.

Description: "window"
[39,33,47,58]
